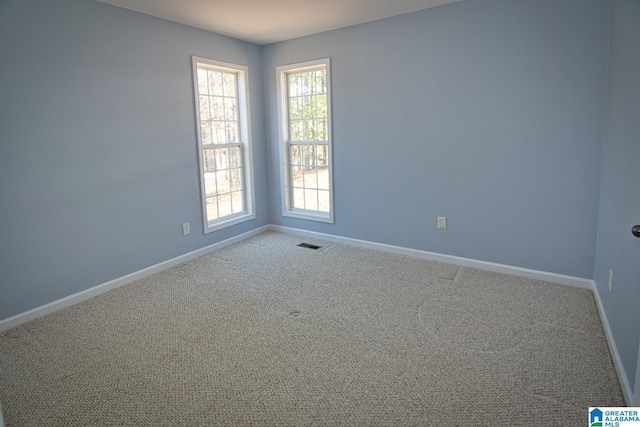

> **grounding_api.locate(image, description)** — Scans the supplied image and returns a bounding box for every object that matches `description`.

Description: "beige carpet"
[0,231,624,426]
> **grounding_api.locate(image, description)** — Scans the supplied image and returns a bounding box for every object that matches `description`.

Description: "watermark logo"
[589,407,640,427]
[590,408,603,427]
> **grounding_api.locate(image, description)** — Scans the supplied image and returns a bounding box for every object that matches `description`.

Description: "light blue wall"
[0,0,634,395]
[0,0,269,320]
[0,0,622,332]
[262,0,610,279]
[594,0,640,396]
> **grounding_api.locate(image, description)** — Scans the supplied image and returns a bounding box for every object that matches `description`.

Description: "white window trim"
[191,56,256,233]
[276,58,334,223]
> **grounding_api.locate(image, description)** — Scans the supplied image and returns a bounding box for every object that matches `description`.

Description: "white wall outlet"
[182,222,190,236]
[608,270,613,292]
[437,217,447,230]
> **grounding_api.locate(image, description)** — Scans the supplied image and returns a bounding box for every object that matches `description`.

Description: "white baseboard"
[2,222,628,405]
[271,225,634,403]
[591,282,634,405]
[269,225,593,289]
[0,225,269,332]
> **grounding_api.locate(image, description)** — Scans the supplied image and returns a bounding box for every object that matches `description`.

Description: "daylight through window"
[192,57,254,232]
[277,59,333,223]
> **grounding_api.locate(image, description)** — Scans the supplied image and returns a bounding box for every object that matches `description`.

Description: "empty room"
[1,0,639,425]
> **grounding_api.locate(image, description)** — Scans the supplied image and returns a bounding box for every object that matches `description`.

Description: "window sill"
[204,212,256,234]
[283,209,334,224]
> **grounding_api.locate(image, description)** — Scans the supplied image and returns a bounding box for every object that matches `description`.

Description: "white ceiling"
[96,0,462,45]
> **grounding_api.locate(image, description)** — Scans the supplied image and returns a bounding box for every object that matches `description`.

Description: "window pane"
[229,147,241,169]
[201,122,212,145]
[210,97,224,120]
[301,96,311,119]
[229,168,243,192]
[222,147,231,169]
[225,122,238,143]
[199,96,210,120]
[292,165,304,188]
[317,166,329,190]
[290,97,301,120]
[229,148,242,191]
[290,120,303,141]
[318,119,328,141]
[218,193,232,218]
[198,69,209,95]
[224,98,237,121]
[309,72,317,94]
[304,120,316,141]
[305,96,318,119]
[223,73,236,97]
[304,189,318,211]
[208,71,223,96]
[316,70,326,94]
[317,94,327,118]
[204,173,217,197]
[209,149,226,172]
[210,122,223,144]
[204,145,242,221]
[288,74,296,97]
[317,144,328,166]
[302,73,312,95]
[318,190,330,212]
[231,191,244,214]
[290,144,302,166]
[202,150,216,172]
[216,170,230,193]
[206,196,219,221]
[303,167,319,189]
[292,188,304,209]
[304,144,316,168]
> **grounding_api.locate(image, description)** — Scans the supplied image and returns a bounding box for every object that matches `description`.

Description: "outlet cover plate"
[437,217,447,230]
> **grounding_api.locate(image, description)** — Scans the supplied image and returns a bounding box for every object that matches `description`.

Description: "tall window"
[192,57,255,233]
[277,58,333,223]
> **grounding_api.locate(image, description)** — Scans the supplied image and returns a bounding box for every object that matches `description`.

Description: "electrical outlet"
[437,217,447,230]
[182,222,190,236]
[608,270,613,292]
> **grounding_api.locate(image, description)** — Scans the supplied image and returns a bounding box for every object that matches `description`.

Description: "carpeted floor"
[0,231,624,426]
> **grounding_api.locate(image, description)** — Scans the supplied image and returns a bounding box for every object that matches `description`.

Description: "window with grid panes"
[192,57,255,233]
[277,59,333,223]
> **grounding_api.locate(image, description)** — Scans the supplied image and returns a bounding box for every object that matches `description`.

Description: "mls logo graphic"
[590,407,640,426]
[590,408,603,426]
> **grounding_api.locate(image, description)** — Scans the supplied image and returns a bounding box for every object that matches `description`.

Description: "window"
[192,57,255,233]
[277,58,333,223]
